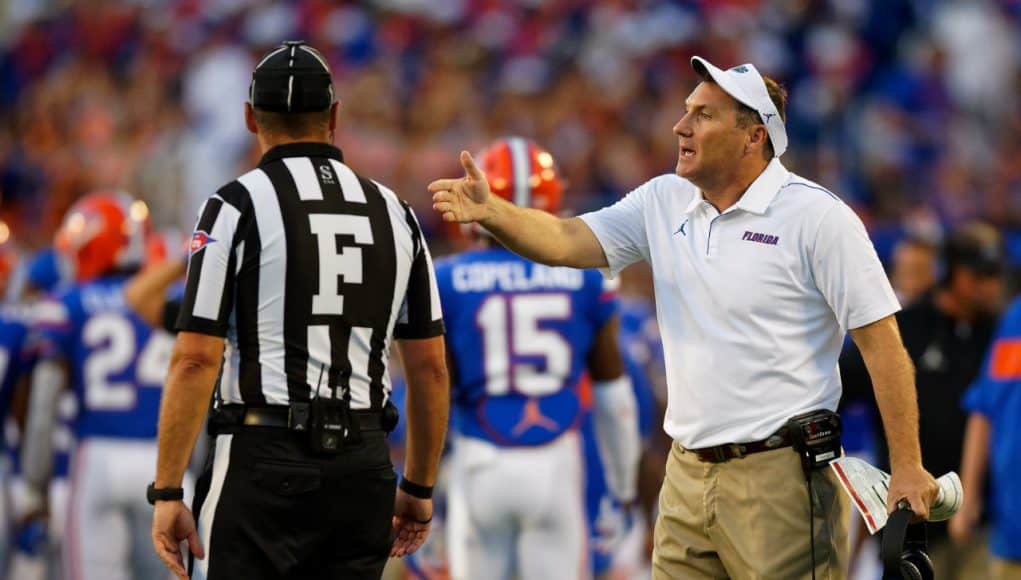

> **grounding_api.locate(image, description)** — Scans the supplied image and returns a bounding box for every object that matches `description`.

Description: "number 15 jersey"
[434,247,617,446]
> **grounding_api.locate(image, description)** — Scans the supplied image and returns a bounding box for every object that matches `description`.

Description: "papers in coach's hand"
[830,456,962,535]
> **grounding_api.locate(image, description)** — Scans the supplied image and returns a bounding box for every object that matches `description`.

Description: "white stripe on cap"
[287,75,294,112]
[255,45,288,69]
[300,45,330,72]
[286,45,296,112]
[508,137,531,208]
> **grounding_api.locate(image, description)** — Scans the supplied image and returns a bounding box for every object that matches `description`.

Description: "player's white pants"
[447,432,589,580]
[62,438,182,580]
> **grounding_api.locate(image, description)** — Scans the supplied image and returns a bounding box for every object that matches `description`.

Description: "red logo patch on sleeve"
[989,338,1021,381]
[190,231,216,254]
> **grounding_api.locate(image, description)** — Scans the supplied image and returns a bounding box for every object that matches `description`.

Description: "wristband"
[399,477,433,499]
[146,482,184,505]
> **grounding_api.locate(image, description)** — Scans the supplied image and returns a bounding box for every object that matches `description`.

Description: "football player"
[435,138,641,580]
[21,192,179,580]
[0,225,32,572]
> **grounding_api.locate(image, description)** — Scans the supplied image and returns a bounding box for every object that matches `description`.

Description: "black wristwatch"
[146,482,184,505]
[399,477,434,499]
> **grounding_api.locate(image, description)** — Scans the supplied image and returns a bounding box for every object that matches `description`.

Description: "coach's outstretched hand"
[152,500,203,580]
[429,151,491,224]
[390,489,433,558]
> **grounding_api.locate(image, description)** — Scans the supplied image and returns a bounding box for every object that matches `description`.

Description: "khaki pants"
[653,442,850,579]
[991,557,1021,580]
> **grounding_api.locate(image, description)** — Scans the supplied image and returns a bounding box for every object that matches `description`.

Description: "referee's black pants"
[189,427,396,579]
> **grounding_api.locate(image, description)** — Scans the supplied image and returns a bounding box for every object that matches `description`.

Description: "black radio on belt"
[308,396,352,455]
[785,409,842,475]
[307,364,359,456]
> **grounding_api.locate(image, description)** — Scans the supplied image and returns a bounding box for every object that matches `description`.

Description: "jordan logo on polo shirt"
[674,219,688,236]
[742,230,779,245]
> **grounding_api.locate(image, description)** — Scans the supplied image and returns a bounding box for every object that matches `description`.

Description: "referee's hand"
[429,151,491,224]
[390,489,433,558]
[152,500,203,579]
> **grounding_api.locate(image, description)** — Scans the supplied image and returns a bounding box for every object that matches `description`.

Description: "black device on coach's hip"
[786,409,842,473]
[308,396,355,455]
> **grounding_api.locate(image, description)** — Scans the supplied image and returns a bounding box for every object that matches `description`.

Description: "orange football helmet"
[55,192,152,282]
[475,137,563,213]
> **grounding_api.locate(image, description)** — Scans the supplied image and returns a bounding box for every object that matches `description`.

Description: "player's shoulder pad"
[31,294,72,329]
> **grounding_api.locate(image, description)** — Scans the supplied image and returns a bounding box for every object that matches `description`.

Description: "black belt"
[213,404,386,433]
[686,428,793,463]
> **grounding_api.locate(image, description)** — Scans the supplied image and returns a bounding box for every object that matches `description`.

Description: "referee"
[149,41,449,580]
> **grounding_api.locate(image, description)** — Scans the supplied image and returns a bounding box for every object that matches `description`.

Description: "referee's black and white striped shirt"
[177,142,444,410]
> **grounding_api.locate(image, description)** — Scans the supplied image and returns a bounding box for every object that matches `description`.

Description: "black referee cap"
[249,41,335,113]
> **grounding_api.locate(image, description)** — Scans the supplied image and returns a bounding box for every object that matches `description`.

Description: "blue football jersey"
[34,276,174,440]
[434,248,617,446]
[0,306,32,427]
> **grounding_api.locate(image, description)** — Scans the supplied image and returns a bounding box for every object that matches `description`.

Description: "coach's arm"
[430,151,607,269]
[152,331,224,579]
[850,315,939,519]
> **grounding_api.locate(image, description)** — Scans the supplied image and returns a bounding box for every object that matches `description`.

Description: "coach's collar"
[259,142,344,166]
[683,158,789,216]
[733,157,789,215]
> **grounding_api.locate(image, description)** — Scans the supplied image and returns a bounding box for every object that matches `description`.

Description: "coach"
[430,57,938,578]
[150,42,449,580]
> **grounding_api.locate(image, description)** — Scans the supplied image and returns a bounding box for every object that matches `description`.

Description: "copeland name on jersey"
[35,277,173,439]
[436,247,615,446]
[450,261,584,293]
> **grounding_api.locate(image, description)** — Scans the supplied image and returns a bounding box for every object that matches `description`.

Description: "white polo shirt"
[580,158,899,448]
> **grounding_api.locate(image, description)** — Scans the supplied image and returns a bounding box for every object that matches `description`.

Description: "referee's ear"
[328,101,340,133]
[245,102,259,136]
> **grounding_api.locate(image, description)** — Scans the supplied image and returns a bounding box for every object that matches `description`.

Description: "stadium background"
[1,0,1020,578]
[2,0,1021,274]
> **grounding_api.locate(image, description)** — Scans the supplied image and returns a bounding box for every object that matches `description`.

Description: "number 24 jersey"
[34,276,174,439]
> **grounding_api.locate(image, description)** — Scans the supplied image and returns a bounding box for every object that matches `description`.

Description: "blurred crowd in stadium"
[2,0,1021,265]
[0,0,1020,579]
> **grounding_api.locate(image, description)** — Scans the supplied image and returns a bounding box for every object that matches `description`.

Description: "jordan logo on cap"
[732,65,750,73]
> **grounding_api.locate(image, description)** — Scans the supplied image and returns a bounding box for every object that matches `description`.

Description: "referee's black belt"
[685,427,793,463]
[213,404,387,433]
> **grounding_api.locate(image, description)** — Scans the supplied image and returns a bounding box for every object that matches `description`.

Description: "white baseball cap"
[691,56,788,158]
